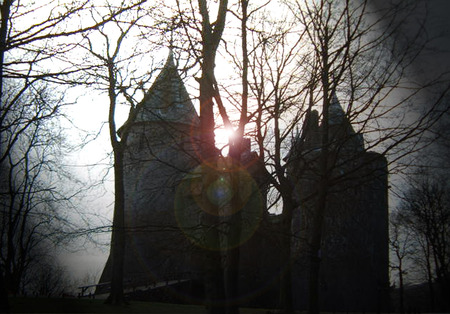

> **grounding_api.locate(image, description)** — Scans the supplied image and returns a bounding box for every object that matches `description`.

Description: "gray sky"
[373,0,450,83]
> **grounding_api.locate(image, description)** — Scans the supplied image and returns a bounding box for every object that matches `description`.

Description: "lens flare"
[175,161,264,251]
[206,175,233,207]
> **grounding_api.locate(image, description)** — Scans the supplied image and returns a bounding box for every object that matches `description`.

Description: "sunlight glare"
[215,127,235,155]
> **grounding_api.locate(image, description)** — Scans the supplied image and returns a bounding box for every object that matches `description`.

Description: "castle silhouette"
[98,52,390,311]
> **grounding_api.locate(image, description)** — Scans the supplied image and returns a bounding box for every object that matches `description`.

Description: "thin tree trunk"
[0,0,12,103]
[105,145,126,305]
[224,1,249,311]
[199,72,226,314]
[105,57,126,305]
[201,165,226,314]
[399,268,404,313]
[196,1,229,312]
[308,181,327,314]
[426,248,435,312]
[225,142,243,314]
[308,61,331,314]
[0,271,9,313]
[279,196,294,314]
[225,228,240,314]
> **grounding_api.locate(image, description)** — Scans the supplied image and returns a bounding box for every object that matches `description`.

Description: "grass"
[7,297,271,313]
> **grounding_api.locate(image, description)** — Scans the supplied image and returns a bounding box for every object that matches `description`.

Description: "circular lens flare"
[175,161,264,251]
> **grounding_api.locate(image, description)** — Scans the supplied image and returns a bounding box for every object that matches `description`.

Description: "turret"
[98,51,200,291]
[135,51,199,126]
[326,93,364,153]
[288,92,390,311]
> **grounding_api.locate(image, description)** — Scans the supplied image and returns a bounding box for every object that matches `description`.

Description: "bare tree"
[195,1,229,312]
[0,79,75,296]
[248,20,306,314]
[0,0,149,102]
[24,252,72,298]
[397,175,450,311]
[71,1,170,305]
[0,0,153,306]
[225,1,248,312]
[390,210,417,313]
[167,1,253,313]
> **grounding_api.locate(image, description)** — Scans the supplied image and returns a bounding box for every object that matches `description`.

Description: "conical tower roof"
[288,93,365,156]
[134,51,199,126]
[328,92,346,125]
[325,93,364,152]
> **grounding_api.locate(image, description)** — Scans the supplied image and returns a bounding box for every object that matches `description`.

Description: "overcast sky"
[373,0,450,83]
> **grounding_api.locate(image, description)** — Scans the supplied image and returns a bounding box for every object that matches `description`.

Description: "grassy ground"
[7,297,271,313]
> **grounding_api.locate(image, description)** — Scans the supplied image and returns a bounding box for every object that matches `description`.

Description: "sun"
[215,127,235,155]
[215,127,235,144]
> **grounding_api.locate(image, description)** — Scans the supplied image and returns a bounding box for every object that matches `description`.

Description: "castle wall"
[99,120,200,288]
[291,149,390,311]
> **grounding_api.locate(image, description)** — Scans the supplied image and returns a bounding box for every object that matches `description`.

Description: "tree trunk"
[0,271,9,313]
[426,252,435,312]
[308,66,331,314]
[0,0,12,102]
[104,60,126,304]
[199,72,226,314]
[224,1,249,311]
[279,196,294,313]
[308,181,328,314]
[225,231,240,314]
[105,145,126,305]
[399,268,404,313]
[196,2,229,312]
[201,164,226,314]
[225,142,243,314]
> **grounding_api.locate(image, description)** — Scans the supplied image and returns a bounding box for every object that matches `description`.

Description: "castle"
[98,52,390,311]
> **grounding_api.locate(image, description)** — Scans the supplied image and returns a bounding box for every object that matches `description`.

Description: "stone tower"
[99,52,201,288]
[288,95,390,312]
